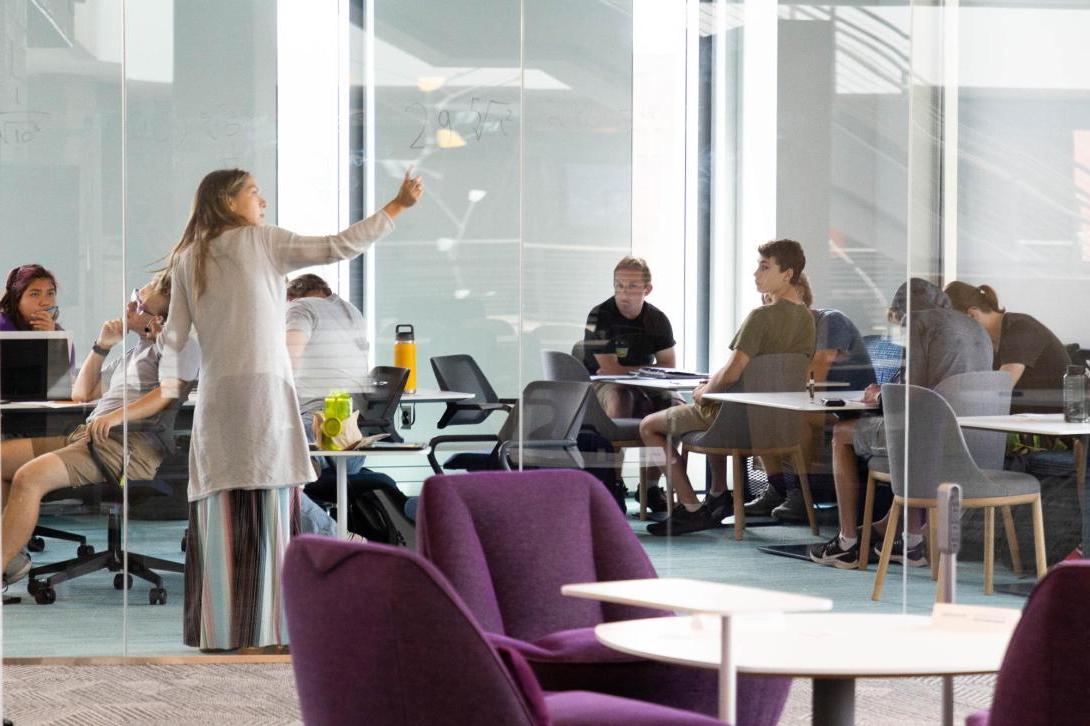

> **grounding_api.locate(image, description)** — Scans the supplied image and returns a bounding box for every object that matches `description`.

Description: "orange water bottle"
[394,324,417,392]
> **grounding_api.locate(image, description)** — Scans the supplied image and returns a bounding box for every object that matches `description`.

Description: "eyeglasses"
[613,281,647,294]
[129,287,150,315]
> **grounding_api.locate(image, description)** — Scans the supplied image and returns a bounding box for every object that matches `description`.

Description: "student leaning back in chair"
[0,273,201,590]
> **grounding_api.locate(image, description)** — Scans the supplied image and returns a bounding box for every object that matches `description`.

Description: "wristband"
[91,340,111,357]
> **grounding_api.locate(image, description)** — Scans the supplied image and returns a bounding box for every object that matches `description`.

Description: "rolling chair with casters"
[430,354,516,429]
[26,384,192,606]
[27,524,92,557]
[540,350,656,517]
[427,380,590,474]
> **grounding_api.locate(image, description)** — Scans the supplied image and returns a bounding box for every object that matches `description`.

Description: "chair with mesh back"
[680,353,817,540]
[871,383,1046,601]
[427,380,590,473]
[541,350,659,517]
[353,365,409,442]
[26,382,193,606]
[430,354,517,429]
[862,335,904,385]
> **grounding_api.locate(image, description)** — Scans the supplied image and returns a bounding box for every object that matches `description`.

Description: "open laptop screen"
[0,331,74,401]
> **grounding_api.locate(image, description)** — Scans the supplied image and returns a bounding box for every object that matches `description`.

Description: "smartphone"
[821,397,846,407]
[45,306,59,321]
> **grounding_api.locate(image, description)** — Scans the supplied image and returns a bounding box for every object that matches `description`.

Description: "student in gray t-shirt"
[810,279,993,570]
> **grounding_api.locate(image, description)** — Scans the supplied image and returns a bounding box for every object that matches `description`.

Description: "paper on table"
[930,603,1020,632]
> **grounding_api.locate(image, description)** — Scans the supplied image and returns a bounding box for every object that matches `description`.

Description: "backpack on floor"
[576,428,626,512]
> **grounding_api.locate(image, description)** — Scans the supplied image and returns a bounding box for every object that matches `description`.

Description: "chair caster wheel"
[27,537,45,553]
[76,544,95,558]
[27,578,42,596]
[114,573,133,590]
[33,586,56,605]
[149,587,167,605]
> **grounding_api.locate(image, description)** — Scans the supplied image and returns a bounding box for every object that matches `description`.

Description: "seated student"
[0,264,61,332]
[747,272,877,522]
[945,281,1069,413]
[809,278,993,569]
[583,256,677,416]
[639,239,815,536]
[0,273,200,586]
[583,256,678,508]
[285,273,404,539]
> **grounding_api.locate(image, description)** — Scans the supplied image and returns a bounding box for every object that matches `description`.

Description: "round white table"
[595,612,1016,725]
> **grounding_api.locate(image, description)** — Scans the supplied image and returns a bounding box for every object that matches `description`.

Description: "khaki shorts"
[30,425,164,486]
[663,401,721,438]
[592,382,683,419]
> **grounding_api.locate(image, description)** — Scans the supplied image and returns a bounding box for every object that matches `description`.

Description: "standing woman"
[159,168,422,651]
[0,264,61,331]
[945,281,1070,413]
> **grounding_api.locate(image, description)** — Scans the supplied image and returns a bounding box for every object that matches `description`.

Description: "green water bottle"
[321,391,353,450]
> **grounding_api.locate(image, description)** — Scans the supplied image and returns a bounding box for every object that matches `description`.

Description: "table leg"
[336,458,348,540]
[812,678,855,726]
[718,614,735,724]
[1078,436,1088,559]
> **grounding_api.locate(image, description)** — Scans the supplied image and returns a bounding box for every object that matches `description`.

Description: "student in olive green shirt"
[640,239,816,536]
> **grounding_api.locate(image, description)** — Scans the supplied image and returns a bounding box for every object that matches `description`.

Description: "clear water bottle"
[1063,365,1088,423]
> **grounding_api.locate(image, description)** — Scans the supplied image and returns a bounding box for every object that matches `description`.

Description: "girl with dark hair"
[0,264,60,331]
[944,281,1069,413]
[160,167,422,651]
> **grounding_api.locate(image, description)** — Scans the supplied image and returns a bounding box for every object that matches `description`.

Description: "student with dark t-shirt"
[583,256,677,419]
[945,282,1070,413]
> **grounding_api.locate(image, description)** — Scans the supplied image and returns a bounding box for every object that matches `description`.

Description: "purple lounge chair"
[283,535,724,726]
[417,469,792,725]
[967,560,1090,726]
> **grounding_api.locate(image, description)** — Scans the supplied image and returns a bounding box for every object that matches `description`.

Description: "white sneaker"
[3,551,31,586]
[345,532,368,544]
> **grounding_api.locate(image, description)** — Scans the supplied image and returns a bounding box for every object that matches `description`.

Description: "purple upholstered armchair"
[416,469,792,725]
[967,560,1090,726]
[283,536,723,726]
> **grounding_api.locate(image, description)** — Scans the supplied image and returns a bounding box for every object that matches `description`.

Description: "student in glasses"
[582,256,678,509]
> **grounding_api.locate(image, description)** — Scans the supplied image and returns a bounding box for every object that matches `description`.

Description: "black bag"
[347,489,404,545]
[576,428,626,512]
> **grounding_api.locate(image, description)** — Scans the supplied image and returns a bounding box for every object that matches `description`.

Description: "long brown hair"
[163,169,251,299]
[0,264,57,329]
[944,281,1005,314]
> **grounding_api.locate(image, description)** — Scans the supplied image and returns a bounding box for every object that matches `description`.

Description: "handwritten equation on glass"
[406,98,513,149]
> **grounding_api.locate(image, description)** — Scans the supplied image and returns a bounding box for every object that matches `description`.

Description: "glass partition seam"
[121,0,131,650]
[364,0,377,371]
[517,0,524,470]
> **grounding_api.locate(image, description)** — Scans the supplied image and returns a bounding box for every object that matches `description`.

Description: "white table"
[703,390,875,412]
[562,577,832,723]
[308,445,428,539]
[593,605,1019,726]
[958,413,1090,558]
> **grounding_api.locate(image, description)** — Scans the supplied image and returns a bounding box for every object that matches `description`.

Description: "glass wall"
[3,0,1077,670]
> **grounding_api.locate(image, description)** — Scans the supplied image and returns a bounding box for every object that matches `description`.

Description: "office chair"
[25,384,192,605]
[430,354,516,429]
[427,380,590,474]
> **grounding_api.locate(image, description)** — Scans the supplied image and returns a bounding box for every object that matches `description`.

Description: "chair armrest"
[426,434,501,474]
[86,440,122,489]
[497,398,518,407]
[497,439,580,471]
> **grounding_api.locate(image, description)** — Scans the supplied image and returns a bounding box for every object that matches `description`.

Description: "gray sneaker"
[771,488,809,523]
[743,486,784,517]
[3,551,31,586]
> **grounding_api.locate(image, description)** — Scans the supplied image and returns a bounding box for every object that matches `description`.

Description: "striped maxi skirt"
[184,486,302,650]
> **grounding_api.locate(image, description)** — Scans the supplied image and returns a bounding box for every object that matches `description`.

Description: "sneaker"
[1064,545,1084,561]
[704,490,731,521]
[647,505,717,537]
[645,485,668,514]
[875,535,927,567]
[3,551,31,586]
[743,486,784,517]
[345,532,368,544]
[771,488,809,524]
[856,525,881,565]
[809,535,860,569]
